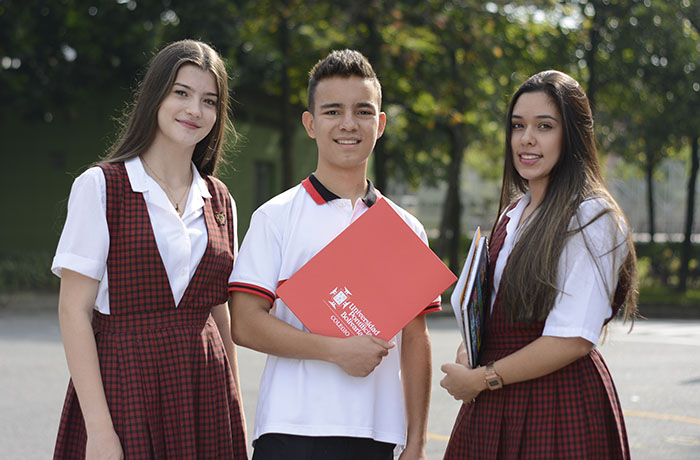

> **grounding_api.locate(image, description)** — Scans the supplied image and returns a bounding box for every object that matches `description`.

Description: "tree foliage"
[1,0,698,288]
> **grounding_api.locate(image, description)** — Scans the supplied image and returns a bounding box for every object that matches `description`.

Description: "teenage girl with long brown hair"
[441,70,638,459]
[52,40,246,459]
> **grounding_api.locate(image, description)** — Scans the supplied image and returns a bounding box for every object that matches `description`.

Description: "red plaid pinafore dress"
[54,162,247,459]
[444,207,630,460]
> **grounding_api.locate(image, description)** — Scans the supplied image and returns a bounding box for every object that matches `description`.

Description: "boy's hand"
[330,335,395,377]
[398,442,427,460]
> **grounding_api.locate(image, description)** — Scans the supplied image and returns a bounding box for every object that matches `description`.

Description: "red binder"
[276,198,457,340]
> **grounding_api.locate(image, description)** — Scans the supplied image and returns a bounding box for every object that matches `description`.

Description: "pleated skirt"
[54,309,247,459]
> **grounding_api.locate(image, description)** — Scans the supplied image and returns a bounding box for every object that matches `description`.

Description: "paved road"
[1,308,699,459]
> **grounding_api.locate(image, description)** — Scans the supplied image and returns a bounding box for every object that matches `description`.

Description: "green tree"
[379,1,577,271]
[582,0,700,289]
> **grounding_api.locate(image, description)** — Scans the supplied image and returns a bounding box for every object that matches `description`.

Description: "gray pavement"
[1,303,699,459]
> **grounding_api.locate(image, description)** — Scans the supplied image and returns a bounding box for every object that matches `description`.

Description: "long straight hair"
[103,40,232,176]
[493,70,638,324]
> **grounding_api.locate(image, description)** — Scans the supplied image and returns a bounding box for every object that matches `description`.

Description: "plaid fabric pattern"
[444,209,630,460]
[54,162,246,459]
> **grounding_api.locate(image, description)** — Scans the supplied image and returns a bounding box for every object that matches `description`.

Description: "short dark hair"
[307,49,381,112]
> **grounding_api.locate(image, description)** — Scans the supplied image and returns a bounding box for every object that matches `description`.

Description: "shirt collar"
[192,167,211,200]
[125,156,151,193]
[125,156,209,210]
[302,173,378,207]
[506,191,532,240]
[506,191,530,219]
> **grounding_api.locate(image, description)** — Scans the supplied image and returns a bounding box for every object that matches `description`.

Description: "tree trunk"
[356,2,388,191]
[645,153,656,242]
[373,142,387,192]
[679,136,699,292]
[279,5,294,190]
[585,0,603,112]
[436,42,469,273]
[437,125,465,273]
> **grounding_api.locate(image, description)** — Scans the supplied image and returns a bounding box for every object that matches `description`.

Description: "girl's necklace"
[141,156,193,216]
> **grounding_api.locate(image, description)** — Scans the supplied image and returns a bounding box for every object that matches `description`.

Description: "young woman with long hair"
[52,39,246,459]
[441,70,637,459]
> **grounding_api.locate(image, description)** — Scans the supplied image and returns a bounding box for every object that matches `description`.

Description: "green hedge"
[0,252,59,293]
[436,235,700,300]
[1,241,698,298]
[635,241,700,289]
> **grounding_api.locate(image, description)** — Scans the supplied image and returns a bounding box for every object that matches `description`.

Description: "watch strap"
[484,361,504,390]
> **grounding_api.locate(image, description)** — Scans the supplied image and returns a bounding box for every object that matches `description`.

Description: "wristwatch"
[484,361,503,390]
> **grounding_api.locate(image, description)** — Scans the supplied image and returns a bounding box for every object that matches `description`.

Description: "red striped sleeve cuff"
[228,282,275,304]
[419,301,442,316]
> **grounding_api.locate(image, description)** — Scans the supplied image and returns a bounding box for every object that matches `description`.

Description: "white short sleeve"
[543,199,629,344]
[230,209,283,301]
[227,192,239,283]
[52,167,109,281]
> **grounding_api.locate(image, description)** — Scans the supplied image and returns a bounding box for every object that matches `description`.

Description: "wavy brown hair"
[493,70,638,324]
[103,39,232,176]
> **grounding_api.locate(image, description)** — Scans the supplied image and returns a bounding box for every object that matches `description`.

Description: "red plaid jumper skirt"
[444,208,630,460]
[54,162,247,459]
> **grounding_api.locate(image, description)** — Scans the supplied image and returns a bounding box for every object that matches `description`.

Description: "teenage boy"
[230,49,440,460]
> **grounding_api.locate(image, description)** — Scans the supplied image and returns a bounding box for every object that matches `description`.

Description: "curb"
[434,303,700,320]
[636,303,700,320]
[1,292,699,320]
[0,292,59,312]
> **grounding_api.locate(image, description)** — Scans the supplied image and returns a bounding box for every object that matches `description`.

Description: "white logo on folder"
[327,287,353,310]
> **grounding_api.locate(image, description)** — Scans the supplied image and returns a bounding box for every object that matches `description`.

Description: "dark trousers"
[252,433,396,460]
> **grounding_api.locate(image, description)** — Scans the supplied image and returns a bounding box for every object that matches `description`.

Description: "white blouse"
[490,192,628,344]
[52,156,238,314]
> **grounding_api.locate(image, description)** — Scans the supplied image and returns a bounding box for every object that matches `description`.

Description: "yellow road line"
[624,409,700,425]
[426,409,700,443]
[427,432,450,441]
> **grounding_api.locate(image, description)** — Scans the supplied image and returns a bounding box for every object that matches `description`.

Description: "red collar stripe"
[302,177,326,205]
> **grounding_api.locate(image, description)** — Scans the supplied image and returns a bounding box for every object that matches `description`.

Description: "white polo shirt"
[230,174,440,448]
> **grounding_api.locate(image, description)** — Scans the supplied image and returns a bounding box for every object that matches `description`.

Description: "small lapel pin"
[214,211,226,225]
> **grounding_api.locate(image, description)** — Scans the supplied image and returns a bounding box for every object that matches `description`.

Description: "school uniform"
[444,194,630,460]
[52,159,246,459]
[230,174,440,457]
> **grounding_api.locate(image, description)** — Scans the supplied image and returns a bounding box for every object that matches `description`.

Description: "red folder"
[276,198,457,340]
